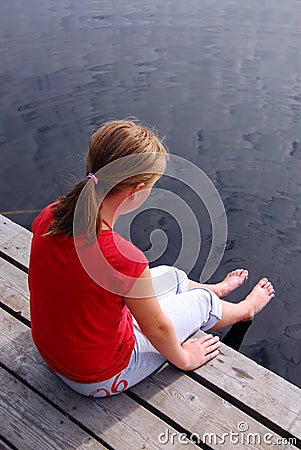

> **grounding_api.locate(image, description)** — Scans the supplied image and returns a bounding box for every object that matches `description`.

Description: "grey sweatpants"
[57,265,222,397]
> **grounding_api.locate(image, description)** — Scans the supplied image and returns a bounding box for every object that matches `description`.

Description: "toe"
[234,269,244,276]
[236,268,248,278]
[258,278,268,287]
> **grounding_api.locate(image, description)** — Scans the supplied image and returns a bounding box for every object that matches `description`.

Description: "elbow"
[141,318,172,339]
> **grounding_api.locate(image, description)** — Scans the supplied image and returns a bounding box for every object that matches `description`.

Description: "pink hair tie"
[87,173,99,185]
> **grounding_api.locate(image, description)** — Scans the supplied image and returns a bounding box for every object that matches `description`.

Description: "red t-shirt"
[28,202,148,383]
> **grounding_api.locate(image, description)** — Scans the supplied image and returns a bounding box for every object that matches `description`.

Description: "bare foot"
[241,278,275,321]
[214,269,249,298]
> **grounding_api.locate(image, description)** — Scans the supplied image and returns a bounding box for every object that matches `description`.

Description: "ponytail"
[44,119,168,240]
[44,176,103,240]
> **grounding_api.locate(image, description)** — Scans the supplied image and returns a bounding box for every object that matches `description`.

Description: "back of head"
[46,119,168,239]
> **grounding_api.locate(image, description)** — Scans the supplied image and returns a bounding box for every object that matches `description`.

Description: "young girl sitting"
[28,119,275,397]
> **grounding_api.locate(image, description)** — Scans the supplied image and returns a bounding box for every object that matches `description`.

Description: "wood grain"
[0,259,30,320]
[0,309,199,450]
[0,215,32,267]
[131,364,298,450]
[192,329,301,440]
[0,438,18,450]
[0,367,105,450]
[1,214,301,448]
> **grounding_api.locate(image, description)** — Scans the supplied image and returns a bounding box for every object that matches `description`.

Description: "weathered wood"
[0,215,31,243]
[0,308,199,450]
[1,215,301,450]
[0,259,30,320]
[131,365,298,450]
[192,329,301,441]
[1,214,301,444]
[0,367,106,450]
[0,215,32,267]
[0,438,17,450]
[0,276,299,450]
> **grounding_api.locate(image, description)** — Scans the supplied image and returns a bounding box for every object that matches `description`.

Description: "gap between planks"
[0,267,299,450]
[1,214,301,448]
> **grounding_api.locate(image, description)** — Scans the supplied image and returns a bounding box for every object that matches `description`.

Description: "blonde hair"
[45,119,168,239]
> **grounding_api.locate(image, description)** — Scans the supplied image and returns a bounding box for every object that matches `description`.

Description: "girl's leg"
[188,268,249,298]
[210,278,275,329]
[92,270,225,395]
[187,270,275,329]
[149,266,274,332]
[126,270,275,389]
[57,268,274,397]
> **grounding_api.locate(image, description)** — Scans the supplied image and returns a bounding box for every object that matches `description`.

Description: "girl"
[28,119,275,397]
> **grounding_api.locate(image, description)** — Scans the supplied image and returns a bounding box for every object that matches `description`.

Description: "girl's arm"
[124,267,220,371]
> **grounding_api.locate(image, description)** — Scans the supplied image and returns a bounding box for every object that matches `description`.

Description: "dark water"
[1,0,301,387]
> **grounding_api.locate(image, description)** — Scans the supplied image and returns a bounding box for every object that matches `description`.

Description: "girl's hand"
[181,334,221,370]
[126,268,221,371]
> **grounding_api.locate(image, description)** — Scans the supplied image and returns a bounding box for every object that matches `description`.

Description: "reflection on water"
[0,0,301,386]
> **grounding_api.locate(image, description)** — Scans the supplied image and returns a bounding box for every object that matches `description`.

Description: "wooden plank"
[0,367,106,450]
[0,259,30,320]
[0,215,32,267]
[1,259,301,443]
[0,215,31,243]
[0,438,16,450]
[131,365,298,450]
[192,330,301,441]
[0,274,298,450]
[0,309,199,450]
[1,214,301,443]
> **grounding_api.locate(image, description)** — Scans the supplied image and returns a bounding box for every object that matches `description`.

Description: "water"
[0,0,301,387]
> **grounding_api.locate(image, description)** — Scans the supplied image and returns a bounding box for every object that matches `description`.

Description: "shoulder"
[98,230,148,280]
[32,201,58,234]
[112,232,148,265]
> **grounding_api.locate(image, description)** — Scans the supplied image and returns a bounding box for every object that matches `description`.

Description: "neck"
[100,191,126,229]
[100,205,116,229]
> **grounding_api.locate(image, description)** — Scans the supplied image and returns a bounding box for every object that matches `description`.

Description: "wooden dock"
[0,214,300,450]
